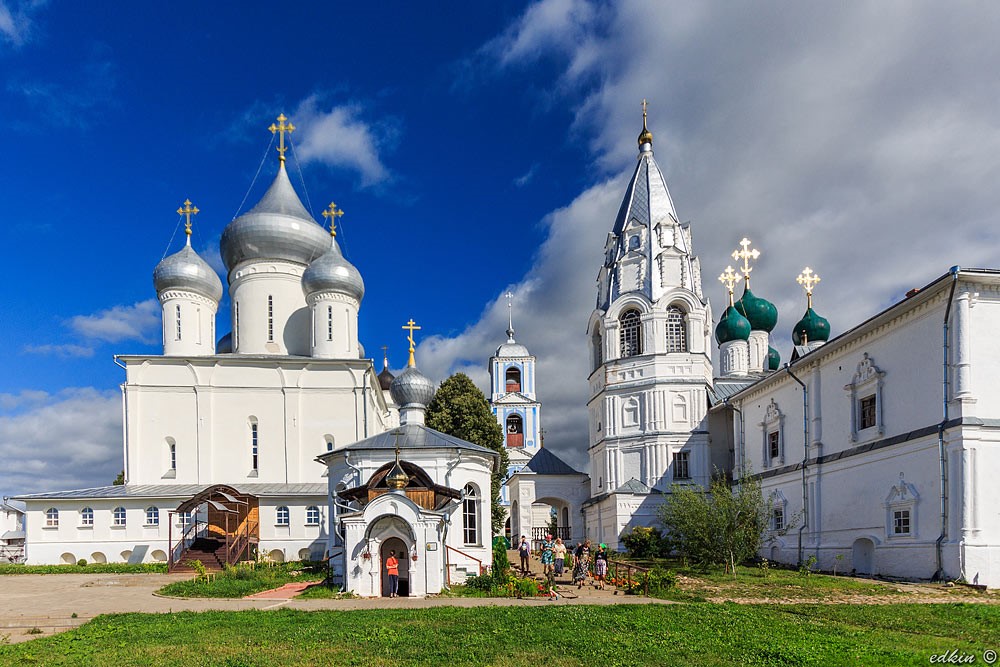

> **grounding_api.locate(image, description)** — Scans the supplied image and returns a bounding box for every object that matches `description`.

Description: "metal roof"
[322,423,498,459]
[12,483,326,501]
[615,478,652,494]
[522,448,584,476]
[709,379,759,406]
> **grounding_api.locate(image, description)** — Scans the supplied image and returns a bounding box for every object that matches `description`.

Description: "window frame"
[846,353,886,442]
[462,485,479,545]
[760,398,785,467]
[45,507,59,528]
[672,450,691,481]
[80,507,94,527]
[113,507,127,527]
[664,306,688,353]
[305,506,320,526]
[145,506,160,527]
[618,309,643,358]
[276,506,290,527]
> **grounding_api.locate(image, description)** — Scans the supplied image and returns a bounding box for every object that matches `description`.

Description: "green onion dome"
[735,286,778,332]
[792,307,831,346]
[768,346,781,371]
[715,305,752,345]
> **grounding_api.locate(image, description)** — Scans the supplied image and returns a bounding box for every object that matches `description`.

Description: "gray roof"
[12,483,326,501]
[2,530,24,540]
[494,341,530,358]
[522,448,583,476]
[1,500,25,513]
[709,380,759,406]
[301,237,365,301]
[326,423,498,458]
[615,478,652,494]
[153,243,224,302]
[220,163,331,272]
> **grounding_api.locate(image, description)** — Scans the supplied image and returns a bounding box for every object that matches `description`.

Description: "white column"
[954,291,973,401]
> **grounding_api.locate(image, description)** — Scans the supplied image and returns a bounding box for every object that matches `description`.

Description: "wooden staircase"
[172,537,227,573]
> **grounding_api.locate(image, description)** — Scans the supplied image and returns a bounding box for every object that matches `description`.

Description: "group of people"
[517,535,611,592]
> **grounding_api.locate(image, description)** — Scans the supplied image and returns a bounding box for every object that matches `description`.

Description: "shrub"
[76,559,88,567]
[186,559,208,580]
[464,573,495,591]
[620,526,667,559]
[492,540,511,577]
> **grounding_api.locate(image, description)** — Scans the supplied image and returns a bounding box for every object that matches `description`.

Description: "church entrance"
[381,537,409,597]
[852,538,875,575]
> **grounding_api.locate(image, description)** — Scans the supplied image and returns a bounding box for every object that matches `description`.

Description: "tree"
[657,470,788,574]
[425,373,509,536]
[113,470,125,486]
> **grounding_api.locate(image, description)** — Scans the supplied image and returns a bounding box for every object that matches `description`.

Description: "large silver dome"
[220,164,331,273]
[301,238,365,301]
[153,245,224,302]
[390,366,436,408]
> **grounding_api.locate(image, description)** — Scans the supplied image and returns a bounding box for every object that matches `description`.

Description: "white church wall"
[229,261,311,356]
[967,290,1000,415]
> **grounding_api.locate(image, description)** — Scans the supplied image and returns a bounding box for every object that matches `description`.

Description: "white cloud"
[424,1,1000,472]
[0,0,41,49]
[23,343,94,359]
[513,163,540,187]
[292,95,391,187]
[0,388,122,497]
[69,299,160,344]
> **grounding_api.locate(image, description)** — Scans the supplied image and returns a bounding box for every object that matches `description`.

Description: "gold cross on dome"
[322,202,344,236]
[402,318,421,367]
[177,199,199,241]
[381,345,389,369]
[268,113,295,163]
[718,266,739,306]
[732,238,760,284]
[797,267,821,308]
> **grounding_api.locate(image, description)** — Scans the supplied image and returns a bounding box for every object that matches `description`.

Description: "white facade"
[721,269,1000,588]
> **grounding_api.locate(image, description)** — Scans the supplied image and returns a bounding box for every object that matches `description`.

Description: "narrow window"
[665,307,687,352]
[463,485,478,545]
[505,367,521,393]
[768,431,780,459]
[45,508,59,527]
[673,451,690,480]
[773,507,785,531]
[893,509,910,535]
[619,309,642,357]
[276,506,290,526]
[860,395,877,430]
[592,328,603,371]
[327,306,333,342]
[113,507,127,526]
[505,414,524,448]
[175,304,182,341]
[146,507,159,526]
[234,302,240,348]
[250,421,259,471]
[169,442,177,471]
[178,512,192,528]
[80,507,94,526]
[267,296,274,342]
[197,307,202,345]
[306,506,320,526]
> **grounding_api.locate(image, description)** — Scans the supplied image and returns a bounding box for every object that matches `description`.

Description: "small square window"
[893,509,910,535]
[860,395,877,430]
[673,451,690,480]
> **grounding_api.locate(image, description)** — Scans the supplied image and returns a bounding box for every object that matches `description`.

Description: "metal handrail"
[445,545,484,586]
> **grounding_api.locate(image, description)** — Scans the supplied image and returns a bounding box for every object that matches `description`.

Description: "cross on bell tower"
[177,199,199,246]
[322,202,344,237]
[402,319,421,367]
[269,113,295,163]
[797,267,821,309]
[732,237,761,285]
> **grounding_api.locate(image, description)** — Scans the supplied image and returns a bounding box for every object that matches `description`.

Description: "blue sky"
[3,1,1000,497]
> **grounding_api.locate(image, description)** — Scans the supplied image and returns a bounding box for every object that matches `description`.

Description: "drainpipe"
[723,398,745,488]
[935,266,960,581]
[785,364,809,566]
[442,450,463,580]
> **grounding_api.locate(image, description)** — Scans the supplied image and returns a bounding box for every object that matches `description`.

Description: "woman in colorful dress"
[553,537,567,578]
[593,543,609,589]
[540,534,556,597]
[573,540,591,589]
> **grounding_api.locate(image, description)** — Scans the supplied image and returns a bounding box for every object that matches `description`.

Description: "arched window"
[45,508,59,527]
[592,328,603,371]
[267,295,274,342]
[276,506,290,526]
[80,507,94,526]
[505,367,521,393]
[250,418,259,471]
[167,439,177,471]
[463,485,478,545]
[113,507,127,526]
[145,507,159,526]
[325,435,335,452]
[665,307,687,352]
[619,309,642,357]
[506,414,524,448]
[305,506,320,526]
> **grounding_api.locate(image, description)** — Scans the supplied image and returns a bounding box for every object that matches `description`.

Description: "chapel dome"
[153,245,224,303]
[389,366,436,408]
[715,305,752,345]
[495,342,530,357]
[378,366,396,391]
[219,163,330,273]
[792,307,831,346]
[767,345,781,371]
[301,238,365,302]
[736,286,778,332]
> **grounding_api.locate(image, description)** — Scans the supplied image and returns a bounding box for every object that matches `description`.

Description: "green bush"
[76,559,88,567]
[492,541,511,578]
[620,526,668,559]
[0,563,167,575]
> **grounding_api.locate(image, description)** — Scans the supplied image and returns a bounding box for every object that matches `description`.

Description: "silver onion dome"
[495,342,530,357]
[389,366,436,408]
[301,237,365,301]
[153,245,224,302]
[219,164,331,273]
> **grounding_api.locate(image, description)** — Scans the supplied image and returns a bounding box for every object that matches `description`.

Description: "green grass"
[0,563,167,575]
[0,604,998,666]
[157,563,323,598]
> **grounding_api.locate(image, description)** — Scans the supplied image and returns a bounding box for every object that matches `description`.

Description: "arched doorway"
[852,538,875,575]
[381,537,409,597]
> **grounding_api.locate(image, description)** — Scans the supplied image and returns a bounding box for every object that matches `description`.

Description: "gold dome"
[386,461,409,490]
[638,98,653,147]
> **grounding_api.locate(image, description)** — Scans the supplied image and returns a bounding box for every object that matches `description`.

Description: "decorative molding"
[759,398,785,467]
[884,472,918,540]
[844,353,886,442]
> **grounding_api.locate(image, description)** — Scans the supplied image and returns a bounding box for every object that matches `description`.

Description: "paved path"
[0,572,663,644]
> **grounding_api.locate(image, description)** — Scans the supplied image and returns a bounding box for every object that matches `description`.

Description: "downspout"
[785,364,809,566]
[723,398,745,488]
[935,266,960,581]
[442,450,463,581]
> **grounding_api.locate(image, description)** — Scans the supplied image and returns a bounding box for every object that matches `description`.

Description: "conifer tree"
[425,373,509,535]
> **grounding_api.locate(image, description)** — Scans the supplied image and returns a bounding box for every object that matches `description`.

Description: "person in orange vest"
[386,550,400,598]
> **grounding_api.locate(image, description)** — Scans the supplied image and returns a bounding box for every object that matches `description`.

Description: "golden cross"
[322,202,344,237]
[268,113,295,163]
[718,266,739,306]
[797,267,821,308]
[381,345,389,369]
[402,318,421,367]
[177,199,199,242]
[731,237,760,284]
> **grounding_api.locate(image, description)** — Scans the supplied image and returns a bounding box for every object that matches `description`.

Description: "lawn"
[157,562,324,598]
[1,604,998,666]
[0,563,167,575]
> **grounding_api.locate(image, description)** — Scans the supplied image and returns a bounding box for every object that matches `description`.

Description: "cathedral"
[13,108,1000,590]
